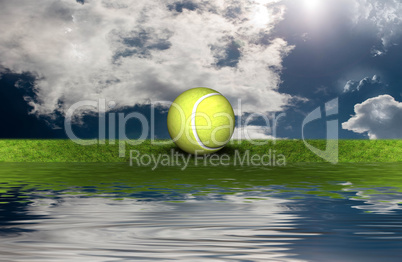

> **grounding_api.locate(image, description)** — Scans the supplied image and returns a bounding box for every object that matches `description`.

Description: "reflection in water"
[345,186,402,214]
[1,163,402,261]
[1,196,311,261]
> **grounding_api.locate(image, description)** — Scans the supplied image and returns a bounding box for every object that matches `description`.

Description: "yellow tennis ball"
[167,87,235,155]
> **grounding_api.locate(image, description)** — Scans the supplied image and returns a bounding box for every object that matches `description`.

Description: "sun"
[304,0,322,12]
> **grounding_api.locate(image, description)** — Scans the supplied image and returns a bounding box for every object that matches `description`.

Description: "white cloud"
[353,0,402,54]
[232,125,277,140]
[0,0,293,119]
[342,95,402,139]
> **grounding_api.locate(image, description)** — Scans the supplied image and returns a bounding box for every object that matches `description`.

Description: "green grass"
[0,139,401,162]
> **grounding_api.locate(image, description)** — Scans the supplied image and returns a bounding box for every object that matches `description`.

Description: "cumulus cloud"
[342,95,402,139]
[232,125,276,140]
[0,0,293,119]
[343,75,381,93]
[353,0,402,54]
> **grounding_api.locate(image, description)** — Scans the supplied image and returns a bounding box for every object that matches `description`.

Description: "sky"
[0,0,401,139]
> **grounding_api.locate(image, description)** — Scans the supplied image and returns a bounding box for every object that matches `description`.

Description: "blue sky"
[0,0,401,139]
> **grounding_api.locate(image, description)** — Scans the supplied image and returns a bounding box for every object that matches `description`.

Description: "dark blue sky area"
[0,0,401,140]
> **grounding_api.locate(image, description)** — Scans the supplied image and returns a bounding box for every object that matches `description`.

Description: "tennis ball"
[167,87,235,155]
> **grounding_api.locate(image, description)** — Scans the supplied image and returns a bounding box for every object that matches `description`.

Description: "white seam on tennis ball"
[191,93,225,151]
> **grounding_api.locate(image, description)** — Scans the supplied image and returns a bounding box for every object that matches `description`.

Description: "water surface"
[1,163,402,261]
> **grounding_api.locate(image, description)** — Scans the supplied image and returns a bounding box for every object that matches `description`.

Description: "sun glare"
[251,5,270,28]
[304,0,321,12]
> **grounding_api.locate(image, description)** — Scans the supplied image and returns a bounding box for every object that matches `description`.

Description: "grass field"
[0,139,401,163]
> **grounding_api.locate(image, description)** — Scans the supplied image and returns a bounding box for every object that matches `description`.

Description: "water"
[1,163,402,261]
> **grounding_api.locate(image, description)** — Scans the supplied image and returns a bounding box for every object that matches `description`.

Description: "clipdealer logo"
[64,98,339,167]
